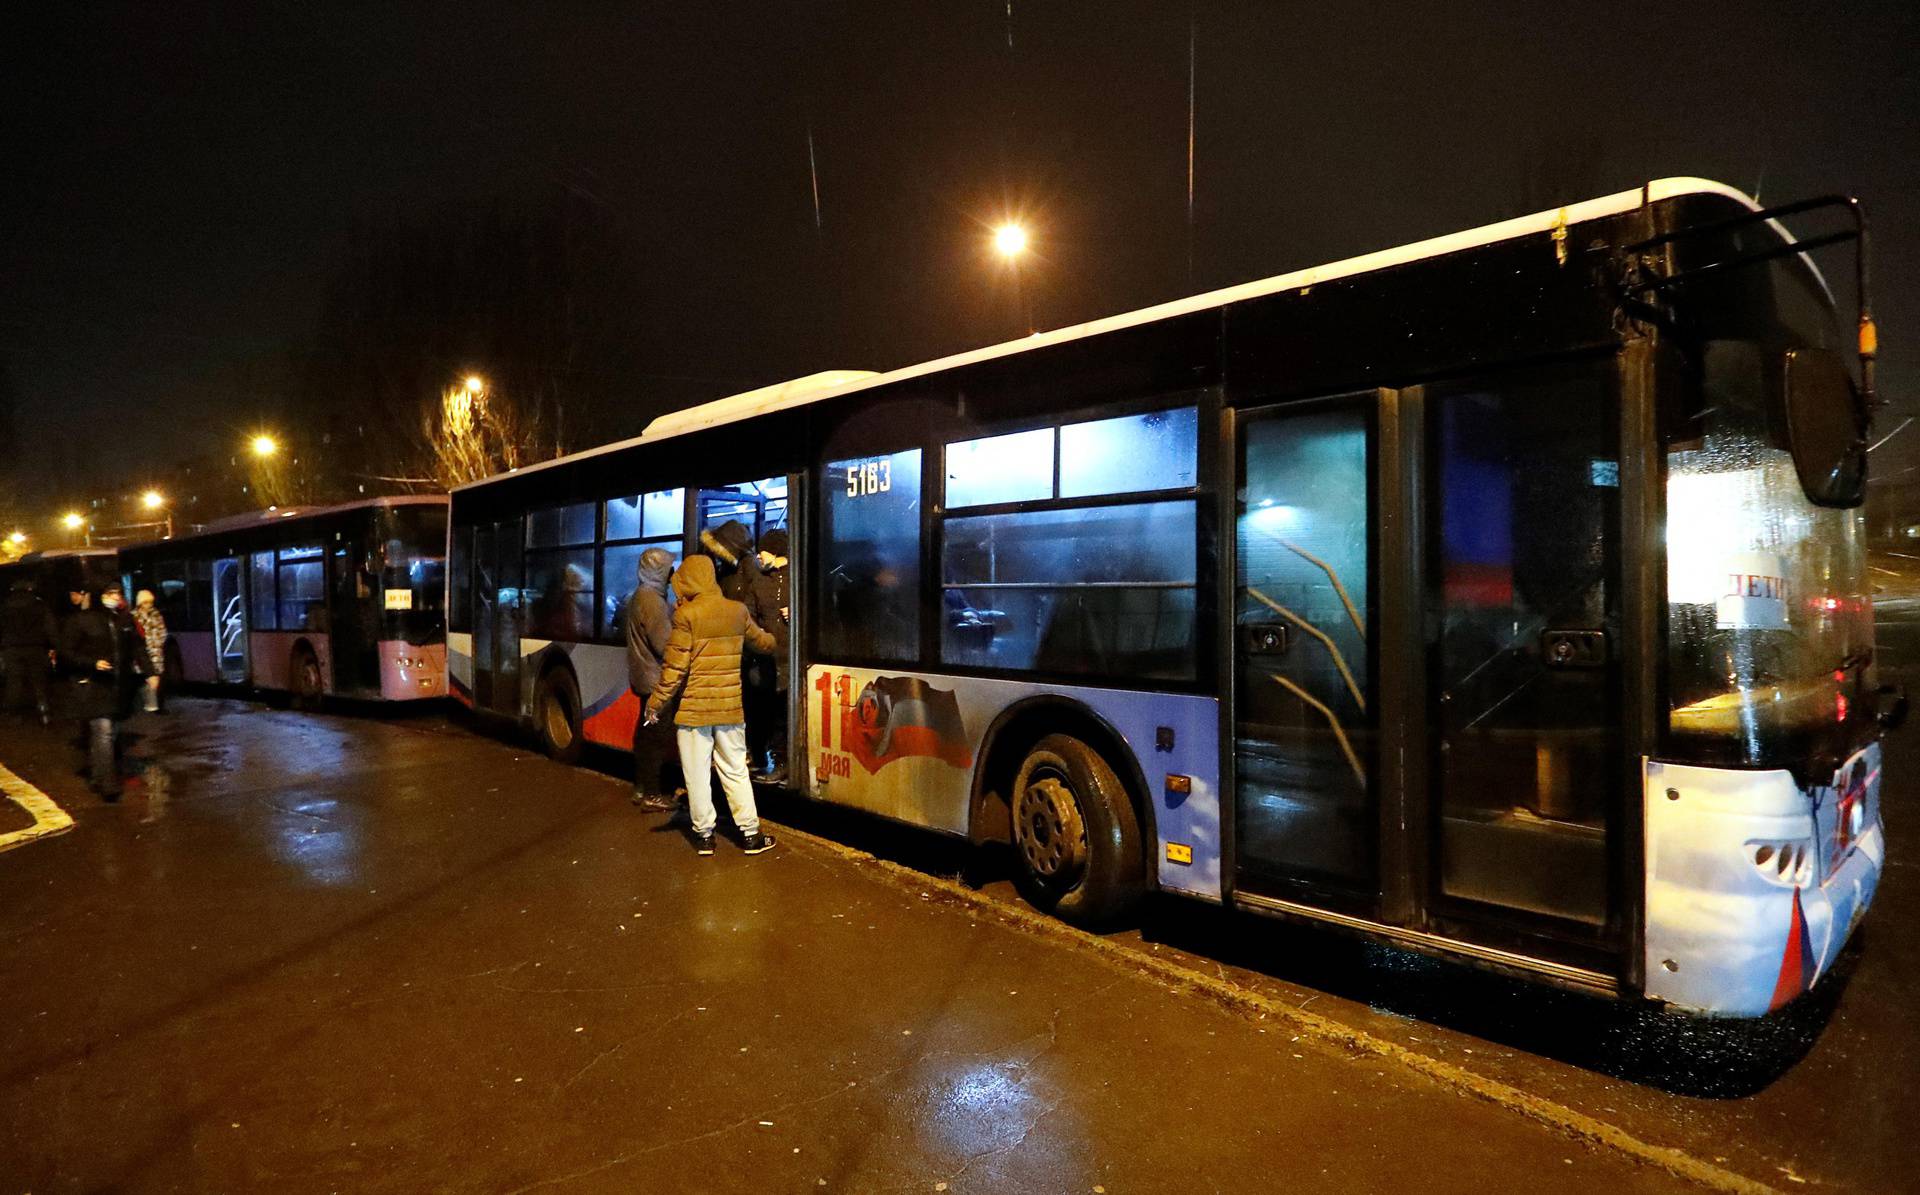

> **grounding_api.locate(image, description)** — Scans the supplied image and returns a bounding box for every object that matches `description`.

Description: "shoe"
[693,831,716,857]
[634,792,678,813]
[739,832,777,856]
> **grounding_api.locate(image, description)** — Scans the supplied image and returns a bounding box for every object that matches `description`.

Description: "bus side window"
[820,449,922,663]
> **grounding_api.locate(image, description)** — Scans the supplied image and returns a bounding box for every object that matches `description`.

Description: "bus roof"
[457,177,1781,493]
[137,493,447,548]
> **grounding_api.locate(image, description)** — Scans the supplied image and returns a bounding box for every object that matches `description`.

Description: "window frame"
[813,446,927,668]
[596,488,685,642]
[812,393,1213,689]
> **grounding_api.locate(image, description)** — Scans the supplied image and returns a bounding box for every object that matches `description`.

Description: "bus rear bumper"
[1643,743,1883,1018]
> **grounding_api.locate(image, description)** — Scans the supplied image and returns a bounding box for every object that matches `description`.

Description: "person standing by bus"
[132,589,168,713]
[746,528,792,783]
[643,555,779,856]
[60,584,148,799]
[1,579,57,725]
[624,547,682,812]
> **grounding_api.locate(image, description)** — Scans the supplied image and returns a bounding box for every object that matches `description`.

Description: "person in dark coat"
[745,528,792,782]
[60,583,149,799]
[624,546,683,812]
[699,519,759,602]
[1,579,57,724]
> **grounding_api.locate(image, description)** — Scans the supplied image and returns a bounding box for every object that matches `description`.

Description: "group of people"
[0,579,170,799]
[623,519,791,857]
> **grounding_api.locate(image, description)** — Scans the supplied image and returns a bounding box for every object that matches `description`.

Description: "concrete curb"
[769,820,1781,1195]
[0,762,75,854]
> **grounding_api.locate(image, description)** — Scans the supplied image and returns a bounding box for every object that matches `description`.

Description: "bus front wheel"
[535,667,584,764]
[1011,734,1143,926]
[290,645,324,710]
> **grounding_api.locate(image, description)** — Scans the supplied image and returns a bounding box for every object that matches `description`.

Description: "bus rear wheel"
[1011,733,1143,926]
[290,645,324,710]
[535,667,584,764]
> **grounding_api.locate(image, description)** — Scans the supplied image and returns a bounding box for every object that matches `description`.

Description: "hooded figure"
[645,554,779,856]
[624,547,677,698]
[700,519,759,602]
[624,546,683,810]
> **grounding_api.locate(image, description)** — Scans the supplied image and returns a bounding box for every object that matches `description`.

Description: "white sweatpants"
[676,722,760,838]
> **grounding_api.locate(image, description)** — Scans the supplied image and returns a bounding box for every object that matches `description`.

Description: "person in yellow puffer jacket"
[644,554,779,856]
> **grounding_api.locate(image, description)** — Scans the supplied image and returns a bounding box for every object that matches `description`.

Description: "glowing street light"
[61,512,84,530]
[140,489,174,538]
[6,531,25,546]
[993,222,1029,259]
[465,374,485,395]
[251,433,279,458]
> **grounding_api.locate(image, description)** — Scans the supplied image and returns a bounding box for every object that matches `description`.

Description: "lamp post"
[61,511,90,547]
[141,489,173,539]
[992,221,1034,336]
[250,433,279,459]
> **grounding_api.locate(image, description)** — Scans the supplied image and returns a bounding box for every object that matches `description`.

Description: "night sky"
[4,2,1917,505]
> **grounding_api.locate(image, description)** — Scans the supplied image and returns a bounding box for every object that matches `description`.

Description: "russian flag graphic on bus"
[841,676,974,774]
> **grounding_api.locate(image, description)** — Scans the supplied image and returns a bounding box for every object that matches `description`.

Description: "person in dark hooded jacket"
[59,583,149,798]
[624,546,682,811]
[1,579,57,724]
[699,519,758,602]
[745,528,792,781]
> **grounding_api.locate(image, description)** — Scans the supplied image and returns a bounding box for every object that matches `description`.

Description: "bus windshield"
[375,505,448,646]
[1664,259,1873,768]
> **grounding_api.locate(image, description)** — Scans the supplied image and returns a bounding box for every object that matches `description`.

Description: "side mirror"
[1784,348,1867,507]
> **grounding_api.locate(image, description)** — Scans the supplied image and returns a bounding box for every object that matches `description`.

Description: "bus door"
[1425,362,1620,962]
[212,556,248,684]
[329,541,378,695]
[1232,400,1380,914]
[471,518,524,716]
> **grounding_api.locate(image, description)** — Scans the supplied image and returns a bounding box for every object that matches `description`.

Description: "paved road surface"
[1,568,1916,1191]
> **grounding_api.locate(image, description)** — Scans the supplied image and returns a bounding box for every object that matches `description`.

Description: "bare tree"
[418,376,554,490]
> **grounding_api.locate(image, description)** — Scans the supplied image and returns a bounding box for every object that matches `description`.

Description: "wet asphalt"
[0,587,1915,1191]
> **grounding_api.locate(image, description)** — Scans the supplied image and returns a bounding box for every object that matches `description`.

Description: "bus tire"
[290,644,324,711]
[535,666,584,764]
[1010,733,1144,926]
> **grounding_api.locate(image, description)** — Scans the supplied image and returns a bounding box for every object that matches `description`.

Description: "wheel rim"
[544,688,574,749]
[1016,769,1089,886]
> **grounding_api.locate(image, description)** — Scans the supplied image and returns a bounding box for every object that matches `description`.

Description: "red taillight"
[1822,597,1841,611]
[1837,693,1850,722]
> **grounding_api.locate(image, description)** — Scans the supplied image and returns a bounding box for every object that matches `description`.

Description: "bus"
[0,548,122,619]
[447,178,1893,1018]
[118,496,449,704]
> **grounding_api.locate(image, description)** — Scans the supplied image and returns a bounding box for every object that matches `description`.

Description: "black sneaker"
[693,831,716,857]
[739,832,777,856]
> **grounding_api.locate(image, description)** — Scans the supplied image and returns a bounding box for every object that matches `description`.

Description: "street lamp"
[993,222,1029,260]
[61,511,90,547]
[465,374,485,395]
[251,433,279,458]
[6,531,24,547]
[141,489,173,539]
[991,221,1035,335]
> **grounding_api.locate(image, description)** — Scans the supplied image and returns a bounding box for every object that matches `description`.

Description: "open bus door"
[471,518,524,717]
[212,556,248,683]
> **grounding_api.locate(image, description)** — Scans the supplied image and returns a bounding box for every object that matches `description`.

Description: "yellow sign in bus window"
[1165,842,1193,866]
